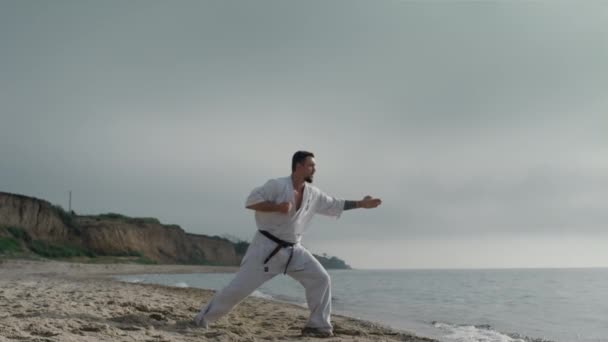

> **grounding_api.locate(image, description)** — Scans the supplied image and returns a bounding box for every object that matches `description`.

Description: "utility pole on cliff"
[68,191,72,212]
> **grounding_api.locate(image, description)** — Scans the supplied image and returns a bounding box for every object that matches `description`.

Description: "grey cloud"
[315,165,608,241]
[1,1,607,267]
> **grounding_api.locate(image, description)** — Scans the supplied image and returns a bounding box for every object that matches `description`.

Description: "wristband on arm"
[344,200,358,210]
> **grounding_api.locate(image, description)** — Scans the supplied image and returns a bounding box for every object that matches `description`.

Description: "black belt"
[259,230,295,274]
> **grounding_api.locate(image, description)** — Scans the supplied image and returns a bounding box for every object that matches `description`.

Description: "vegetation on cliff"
[313,253,352,270]
[0,236,21,254]
[0,225,154,263]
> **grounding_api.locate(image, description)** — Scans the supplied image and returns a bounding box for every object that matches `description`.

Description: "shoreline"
[0,259,438,341]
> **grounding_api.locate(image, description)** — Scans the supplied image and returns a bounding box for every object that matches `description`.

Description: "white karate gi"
[195,176,344,333]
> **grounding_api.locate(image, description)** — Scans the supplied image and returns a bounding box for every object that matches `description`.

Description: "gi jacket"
[245,176,345,244]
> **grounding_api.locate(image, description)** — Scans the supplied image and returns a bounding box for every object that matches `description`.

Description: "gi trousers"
[195,232,332,332]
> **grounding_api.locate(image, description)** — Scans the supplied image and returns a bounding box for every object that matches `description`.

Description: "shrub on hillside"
[97,213,161,225]
[6,226,30,241]
[28,240,95,258]
[50,205,83,236]
[0,237,22,254]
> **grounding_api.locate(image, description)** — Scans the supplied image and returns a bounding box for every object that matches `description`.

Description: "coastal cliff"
[0,191,351,269]
[0,192,238,265]
[0,193,72,243]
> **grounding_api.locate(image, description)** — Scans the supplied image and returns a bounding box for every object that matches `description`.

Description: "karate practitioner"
[194,151,382,337]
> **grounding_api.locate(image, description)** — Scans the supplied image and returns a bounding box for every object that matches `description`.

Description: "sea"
[116,268,608,342]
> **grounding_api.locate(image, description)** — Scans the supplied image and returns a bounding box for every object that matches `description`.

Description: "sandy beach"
[0,259,437,342]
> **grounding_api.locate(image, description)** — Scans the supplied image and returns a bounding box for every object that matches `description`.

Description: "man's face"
[299,156,316,183]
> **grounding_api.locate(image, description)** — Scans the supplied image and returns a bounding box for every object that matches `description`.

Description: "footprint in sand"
[204,331,223,338]
[25,323,61,337]
[79,323,107,332]
[149,313,165,321]
[110,314,150,326]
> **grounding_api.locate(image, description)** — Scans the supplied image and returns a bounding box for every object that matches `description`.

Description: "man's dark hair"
[292,151,315,172]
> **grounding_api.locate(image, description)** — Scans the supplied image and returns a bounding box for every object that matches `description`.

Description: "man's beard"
[305,176,313,183]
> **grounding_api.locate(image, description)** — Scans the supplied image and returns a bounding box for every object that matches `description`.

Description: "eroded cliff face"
[76,217,239,265]
[0,193,71,242]
[0,192,239,265]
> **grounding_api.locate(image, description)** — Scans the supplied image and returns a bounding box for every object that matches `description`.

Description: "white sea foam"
[250,290,274,300]
[124,278,143,283]
[434,322,526,342]
[173,282,189,288]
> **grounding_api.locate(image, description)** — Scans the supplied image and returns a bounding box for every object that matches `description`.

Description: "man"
[194,151,382,337]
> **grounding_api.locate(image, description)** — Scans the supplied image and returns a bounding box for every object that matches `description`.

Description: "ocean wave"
[432,321,554,342]
[123,278,144,283]
[173,282,189,288]
[251,290,274,300]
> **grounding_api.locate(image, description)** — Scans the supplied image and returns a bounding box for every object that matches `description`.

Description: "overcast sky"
[1,1,607,269]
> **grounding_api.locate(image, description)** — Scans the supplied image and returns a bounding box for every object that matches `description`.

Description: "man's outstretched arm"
[344,196,382,210]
